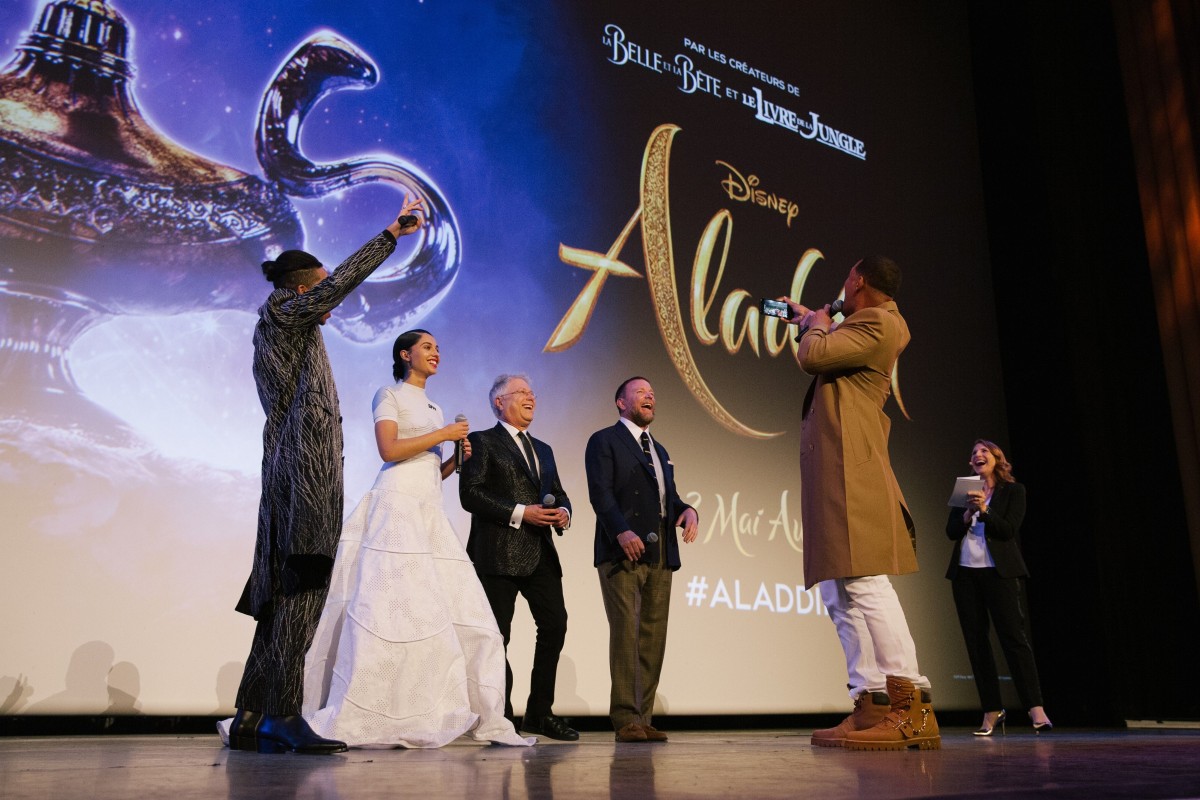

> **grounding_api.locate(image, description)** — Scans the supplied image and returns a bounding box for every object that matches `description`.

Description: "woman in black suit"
[946,440,1052,735]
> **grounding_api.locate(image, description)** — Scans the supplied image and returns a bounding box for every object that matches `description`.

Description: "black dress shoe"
[522,713,579,741]
[254,714,348,754]
[228,708,264,751]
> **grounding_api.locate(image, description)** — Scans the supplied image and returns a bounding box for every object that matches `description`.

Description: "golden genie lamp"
[0,0,460,440]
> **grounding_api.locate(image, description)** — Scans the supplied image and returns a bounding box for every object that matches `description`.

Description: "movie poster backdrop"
[0,0,1006,715]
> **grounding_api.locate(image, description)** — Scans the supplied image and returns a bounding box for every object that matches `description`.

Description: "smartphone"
[760,298,791,319]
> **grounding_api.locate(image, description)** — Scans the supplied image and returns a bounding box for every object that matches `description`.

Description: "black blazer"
[584,422,694,570]
[945,481,1029,579]
[460,423,571,577]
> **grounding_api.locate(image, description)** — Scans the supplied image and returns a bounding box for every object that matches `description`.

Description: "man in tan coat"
[784,255,939,751]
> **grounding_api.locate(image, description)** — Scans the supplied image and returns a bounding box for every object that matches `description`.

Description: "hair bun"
[262,250,322,284]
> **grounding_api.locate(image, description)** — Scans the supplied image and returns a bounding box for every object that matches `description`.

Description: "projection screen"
[1,0,1010,716]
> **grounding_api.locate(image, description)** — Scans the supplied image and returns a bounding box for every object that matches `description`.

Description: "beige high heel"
[973,709,1007,736]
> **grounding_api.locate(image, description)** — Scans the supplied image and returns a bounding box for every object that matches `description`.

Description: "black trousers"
[478,540,568,719]
[951,566,1045,711]
[234,585,329,716]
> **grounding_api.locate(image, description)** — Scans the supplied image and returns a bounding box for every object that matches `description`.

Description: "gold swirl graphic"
[690,209,732,347]
[640,124,784,440]
[544,210,643,353]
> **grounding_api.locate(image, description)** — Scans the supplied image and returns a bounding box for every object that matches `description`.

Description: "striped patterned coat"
[238,231,397,619]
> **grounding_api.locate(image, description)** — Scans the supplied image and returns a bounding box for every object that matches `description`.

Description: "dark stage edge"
[3,728,1200,799]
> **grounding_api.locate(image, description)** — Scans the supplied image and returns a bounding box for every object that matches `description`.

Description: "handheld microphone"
[798,298,844,336]
[397,213,419,228]
[454,414,467,473]
[543,494,564,537]
[641,531,660,564]
[607,530,661,576]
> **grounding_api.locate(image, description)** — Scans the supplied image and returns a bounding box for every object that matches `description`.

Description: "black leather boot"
[228,708,264,752]
[255,715,348,754]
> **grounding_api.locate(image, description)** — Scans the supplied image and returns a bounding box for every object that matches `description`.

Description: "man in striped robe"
[229,201,422,755]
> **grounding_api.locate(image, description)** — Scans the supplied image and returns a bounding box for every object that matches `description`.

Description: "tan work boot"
[844,675,940,751]
[811,689,891,747]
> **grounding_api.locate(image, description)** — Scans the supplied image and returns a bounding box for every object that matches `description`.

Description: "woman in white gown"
[301,329,533,747]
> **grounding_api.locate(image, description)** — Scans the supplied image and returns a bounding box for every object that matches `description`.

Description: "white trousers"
[819,575,930,699]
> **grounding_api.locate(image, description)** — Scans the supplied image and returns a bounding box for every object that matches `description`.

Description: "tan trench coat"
[797,300,917,588]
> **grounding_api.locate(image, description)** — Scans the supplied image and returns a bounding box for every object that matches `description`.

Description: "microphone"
[797,298,844,336]
[543,494,564,537]
[607,530,661,577]
[397,213,419,228]
[454,413,467,474]
[641,531,660,565]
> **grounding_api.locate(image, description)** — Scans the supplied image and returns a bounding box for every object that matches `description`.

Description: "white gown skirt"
[301,458,532,747]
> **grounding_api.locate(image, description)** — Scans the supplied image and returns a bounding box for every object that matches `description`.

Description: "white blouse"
[959,484,996,569]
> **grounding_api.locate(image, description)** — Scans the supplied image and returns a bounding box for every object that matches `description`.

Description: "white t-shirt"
[373,382,443,472]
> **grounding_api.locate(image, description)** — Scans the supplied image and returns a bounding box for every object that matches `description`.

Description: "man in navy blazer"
[585,376,698,743]
[459,373,578,740]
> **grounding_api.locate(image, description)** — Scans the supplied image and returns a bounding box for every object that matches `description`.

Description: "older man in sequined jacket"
[459,373,577,741]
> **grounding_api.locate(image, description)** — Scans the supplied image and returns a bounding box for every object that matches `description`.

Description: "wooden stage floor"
[2,727,1199,799]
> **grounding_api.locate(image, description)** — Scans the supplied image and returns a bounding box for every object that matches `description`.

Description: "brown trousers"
[597,537,673,729]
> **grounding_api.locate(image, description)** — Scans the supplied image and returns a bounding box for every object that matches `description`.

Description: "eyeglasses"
[498,389,536,400]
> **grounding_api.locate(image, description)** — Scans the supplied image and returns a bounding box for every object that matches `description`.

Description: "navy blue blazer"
[945,481,1030,579]
[460,422,571,577]
[584,421,693,570]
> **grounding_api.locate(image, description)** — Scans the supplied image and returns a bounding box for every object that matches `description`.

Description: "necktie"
[517,431,538,480]
[641,431,666,523]
[639,432,655,474]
